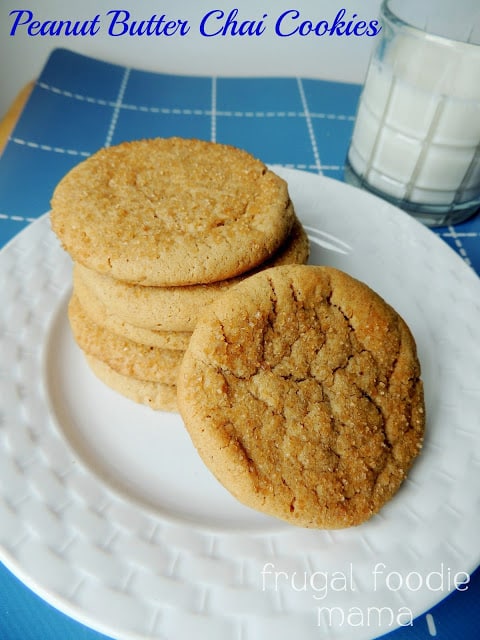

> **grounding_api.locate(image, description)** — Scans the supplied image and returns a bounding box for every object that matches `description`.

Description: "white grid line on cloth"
[440,230,479,238]
[36,81,355,121]
[8,137,90,157]
[4,139,349,173]
[283,162,344,172]
[210,77,217,143]
[296,78,322,174]
[446,225,473,266]
[0,213,37,223]
[105,67,131,147]
[426,613,437,637]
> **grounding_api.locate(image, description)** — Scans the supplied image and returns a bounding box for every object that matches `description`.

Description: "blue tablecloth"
[0,47,478,640]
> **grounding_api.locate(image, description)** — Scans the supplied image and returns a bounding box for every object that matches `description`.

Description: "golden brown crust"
[73,269,192,350]
[177,265,425,529]
[74,216,309,332]
[86,355,177,412]
[51,137,294,286]
[68,294,184,384]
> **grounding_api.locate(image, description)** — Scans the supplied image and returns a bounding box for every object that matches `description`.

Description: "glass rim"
[381,0,480,48]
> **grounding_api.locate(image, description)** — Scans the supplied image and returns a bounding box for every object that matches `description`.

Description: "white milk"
[348,33,480,206]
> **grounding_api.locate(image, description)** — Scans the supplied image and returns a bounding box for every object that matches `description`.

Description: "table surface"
[0,47,478,640]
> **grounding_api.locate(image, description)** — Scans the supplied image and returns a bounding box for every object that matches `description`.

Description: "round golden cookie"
[75,216,310,332]
[73,271,192,350]
[51,137,294,286]
[86,355,178,412]
[177,265,425,529]
[68,294,184,384]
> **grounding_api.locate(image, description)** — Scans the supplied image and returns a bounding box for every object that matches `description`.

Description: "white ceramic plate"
[1,169,479,640]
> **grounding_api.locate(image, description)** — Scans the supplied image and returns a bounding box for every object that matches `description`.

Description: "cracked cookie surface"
[51,137,294,286]
[177,264,425,528]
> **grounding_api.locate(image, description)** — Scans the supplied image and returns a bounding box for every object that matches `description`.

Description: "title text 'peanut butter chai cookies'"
[50,137,295,286]
[177,265,425,529]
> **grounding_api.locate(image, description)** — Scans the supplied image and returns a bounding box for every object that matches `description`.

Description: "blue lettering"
[9,9,101,36]
[106,10,190,36]
[200,8,267,37]
[328,8,348,36]
[275,8,382,38]
[27,20,42,36]
[9,9,33,35]
[298,20,313,36]
[353,21,367,36]
[275,9,300,37]
[107,9,130,36]
[199,9,225,37]
[367,21,382,36]
[314,21,329,36]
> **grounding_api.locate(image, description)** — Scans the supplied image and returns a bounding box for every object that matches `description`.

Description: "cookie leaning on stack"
[177,264,425,528]
[50,137,309,410]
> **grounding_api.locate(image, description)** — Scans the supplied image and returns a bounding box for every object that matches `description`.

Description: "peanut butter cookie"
[74,216,309,332]
[73,270,191,350]
[177,265,425,529]
[51,137,294,286]
[86,355,177,412]
[68,294,183,384]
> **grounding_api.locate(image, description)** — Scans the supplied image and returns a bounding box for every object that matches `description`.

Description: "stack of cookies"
[50,137,309,412]
[50,136,425,529]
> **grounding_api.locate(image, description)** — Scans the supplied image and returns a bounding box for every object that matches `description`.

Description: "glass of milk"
[345,0,480,226]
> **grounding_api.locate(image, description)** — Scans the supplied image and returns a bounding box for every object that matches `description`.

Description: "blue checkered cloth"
[0,47,479,640]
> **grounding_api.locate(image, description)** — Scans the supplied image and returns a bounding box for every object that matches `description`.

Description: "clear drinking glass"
[345,0,480,227]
